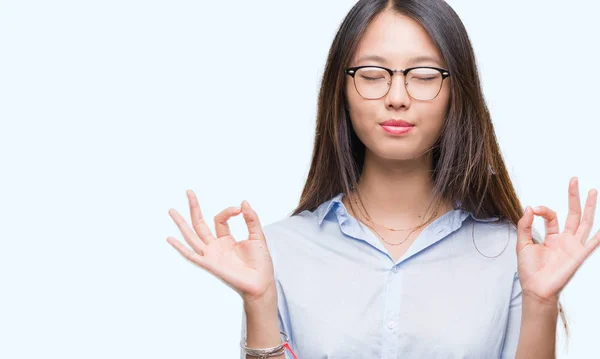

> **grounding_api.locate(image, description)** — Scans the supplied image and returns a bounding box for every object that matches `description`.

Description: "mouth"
[379,119,414,136]
[380,119,414,127]
[380,124,413,135]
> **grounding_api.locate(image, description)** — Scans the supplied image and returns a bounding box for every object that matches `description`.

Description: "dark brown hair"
[290,0,569,342]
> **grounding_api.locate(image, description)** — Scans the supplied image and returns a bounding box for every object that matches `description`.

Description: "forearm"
[244,289,285,359]
[515,294,559,359]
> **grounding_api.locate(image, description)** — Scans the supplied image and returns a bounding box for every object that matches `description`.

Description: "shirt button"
[392,266,398,274]
[387,320,395,329]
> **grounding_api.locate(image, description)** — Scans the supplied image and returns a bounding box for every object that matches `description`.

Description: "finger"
[241,200,266,241]
[517,206,535,250]
[564,177,582,235]
[214,206,242,238]
[532,205,560,237]
[576,189,598,244]
[166,236,208,269]
[168,208,206,253]
[187,190,217,244]
[581,228,600,261]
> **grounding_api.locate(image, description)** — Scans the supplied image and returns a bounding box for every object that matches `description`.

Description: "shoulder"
[460,215,519,269]
[263,209,319,241]
[464,214,518,243]
[260,209,321,267]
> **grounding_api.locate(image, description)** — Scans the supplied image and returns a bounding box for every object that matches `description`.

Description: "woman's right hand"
[167,190,276,304]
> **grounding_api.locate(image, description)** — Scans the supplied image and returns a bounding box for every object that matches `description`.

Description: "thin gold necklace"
[351,190,438,246]
[361,217,417,246]
[353,190,429,231]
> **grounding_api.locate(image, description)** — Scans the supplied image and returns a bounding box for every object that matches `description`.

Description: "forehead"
[352,10,444,67]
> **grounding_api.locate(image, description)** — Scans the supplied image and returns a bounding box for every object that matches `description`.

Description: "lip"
[380,119,414,127]
[379,119,414,136]
[380,125,413,135]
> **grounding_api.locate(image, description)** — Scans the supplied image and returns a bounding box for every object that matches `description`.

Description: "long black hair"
[290,0,569,341]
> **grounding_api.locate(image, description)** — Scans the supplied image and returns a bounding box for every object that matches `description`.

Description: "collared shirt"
[240,192,522,359]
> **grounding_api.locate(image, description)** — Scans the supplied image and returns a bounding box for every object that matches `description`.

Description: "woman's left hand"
[516,177,599,304]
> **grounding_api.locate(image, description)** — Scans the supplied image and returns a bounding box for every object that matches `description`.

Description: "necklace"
[352,191,430,231]
[361,216,417,246]
[350,189,439,246]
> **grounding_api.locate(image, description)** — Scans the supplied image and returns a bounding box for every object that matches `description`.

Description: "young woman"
[167,1,599,358]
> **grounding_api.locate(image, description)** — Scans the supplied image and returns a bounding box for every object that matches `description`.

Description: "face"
[345,10,451,162]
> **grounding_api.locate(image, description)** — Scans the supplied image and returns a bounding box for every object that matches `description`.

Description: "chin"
[375,137,436,159]
[376,148,428,162]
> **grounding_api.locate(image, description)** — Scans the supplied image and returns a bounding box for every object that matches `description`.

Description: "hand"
[516,177,600,304]
[167,190,276,304]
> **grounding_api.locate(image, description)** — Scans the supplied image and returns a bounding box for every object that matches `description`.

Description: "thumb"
[517,206,535,250]
[241,200,266,241]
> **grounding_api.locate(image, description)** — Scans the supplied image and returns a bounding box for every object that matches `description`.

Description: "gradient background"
[1,0,599,358]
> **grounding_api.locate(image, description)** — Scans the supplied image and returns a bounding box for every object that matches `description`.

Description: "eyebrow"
[356,54,443,67]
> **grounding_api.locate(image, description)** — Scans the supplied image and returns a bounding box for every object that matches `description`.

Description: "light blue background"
[1,0,598,358]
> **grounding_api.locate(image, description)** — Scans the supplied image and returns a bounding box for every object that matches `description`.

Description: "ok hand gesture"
[167,190,276,304]
[516,177,600,304]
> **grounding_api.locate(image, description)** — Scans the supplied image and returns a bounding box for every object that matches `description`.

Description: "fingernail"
[533,206,541,212]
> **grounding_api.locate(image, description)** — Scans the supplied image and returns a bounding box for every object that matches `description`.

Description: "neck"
[344,149,453,228]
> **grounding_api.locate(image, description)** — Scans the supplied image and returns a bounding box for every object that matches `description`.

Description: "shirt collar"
[314,192,499,226]
[315,192,345,226]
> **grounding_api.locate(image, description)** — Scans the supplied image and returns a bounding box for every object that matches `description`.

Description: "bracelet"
[240,331,289,358]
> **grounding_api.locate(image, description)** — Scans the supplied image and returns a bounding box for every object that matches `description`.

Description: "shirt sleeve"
[500,271,523,358]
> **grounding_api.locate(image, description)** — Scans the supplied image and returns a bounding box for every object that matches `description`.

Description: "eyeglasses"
[344,65,451,101]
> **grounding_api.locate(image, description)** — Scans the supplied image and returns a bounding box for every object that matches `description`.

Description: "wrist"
[243,286,281,344]
[244,284,278,314]
[522,291,560,316]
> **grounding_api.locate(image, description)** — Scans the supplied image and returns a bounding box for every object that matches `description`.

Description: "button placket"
[381,265,402,357]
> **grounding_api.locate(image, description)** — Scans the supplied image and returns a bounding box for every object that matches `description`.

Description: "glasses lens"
[354,67,391,99]
[406,68,443,100]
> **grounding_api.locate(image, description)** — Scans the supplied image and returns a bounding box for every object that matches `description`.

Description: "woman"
[167,0,599,358]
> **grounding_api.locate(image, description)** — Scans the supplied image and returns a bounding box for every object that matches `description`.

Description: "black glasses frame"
[344,65,451,100]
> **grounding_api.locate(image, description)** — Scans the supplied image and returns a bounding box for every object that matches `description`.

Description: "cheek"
[345,83,373,126]
[346,97,377,136]
[345,81,360,111]
[344,81,450,147]
[416,108,446,146]
[420,87,450,134]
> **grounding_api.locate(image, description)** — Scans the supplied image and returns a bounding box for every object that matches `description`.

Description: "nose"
[384,72,411,109]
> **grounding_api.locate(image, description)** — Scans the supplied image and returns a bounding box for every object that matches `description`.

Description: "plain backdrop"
[1,0,599,358]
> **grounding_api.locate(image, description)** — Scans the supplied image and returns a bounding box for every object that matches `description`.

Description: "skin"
[166,9,600,359]
[340,9,600,358]
[515,178,599,359]
[345,11,450,163]
[342,10,453,227]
